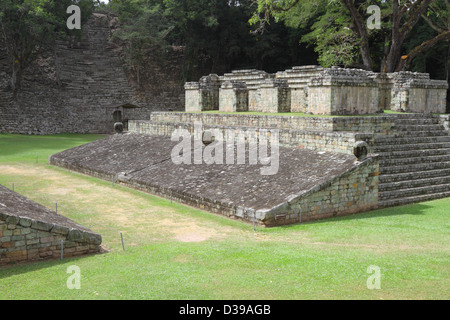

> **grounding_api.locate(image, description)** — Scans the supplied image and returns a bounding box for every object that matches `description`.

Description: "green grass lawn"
[0,134,449,300]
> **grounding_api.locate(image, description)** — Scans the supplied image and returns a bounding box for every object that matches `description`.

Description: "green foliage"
[0,0,96,94]
[250,0,449,74]
[0,134,449,300]
[300,1,360,67]
[110,0,174,84]
[108,0,316,81]
[250,0,363,68]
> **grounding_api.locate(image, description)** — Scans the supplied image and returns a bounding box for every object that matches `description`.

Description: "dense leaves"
[1,0,448,103]
[108,0,316,81]
[251,0,449,75]
[0,0,95,95]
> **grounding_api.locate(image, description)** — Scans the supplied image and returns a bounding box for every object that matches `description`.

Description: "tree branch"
[398,30,450,71]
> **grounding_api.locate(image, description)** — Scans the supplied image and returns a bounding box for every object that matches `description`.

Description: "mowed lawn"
[0,133,449,300]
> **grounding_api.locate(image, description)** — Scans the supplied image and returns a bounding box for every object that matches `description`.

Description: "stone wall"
[275,66,325,113]
[260,156,379,226]
[150,112,395,134]
[439,115,450,133]
[185,74,221,112]
[0,13,184,135]
[307,68,382,115]
[258,79,291,113]
[129,120,367,154]
[0,185,102,266]
[129,112,402,155]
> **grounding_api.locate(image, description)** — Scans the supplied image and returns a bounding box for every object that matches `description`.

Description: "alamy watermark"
[67,5,81,30]
[367,265,382,290]
[367,5,381,30]
[67,265,81,290]
[170,122,280,176]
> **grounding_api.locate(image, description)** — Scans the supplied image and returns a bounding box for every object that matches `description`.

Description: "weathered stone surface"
[0,14,184,136]
[186,66,447,115]
[49,133,380,227]
[0,185,102,266]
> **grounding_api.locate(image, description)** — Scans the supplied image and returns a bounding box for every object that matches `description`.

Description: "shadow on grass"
[0,252,105,280]
[275,201,435,229]
[0,134,107,160]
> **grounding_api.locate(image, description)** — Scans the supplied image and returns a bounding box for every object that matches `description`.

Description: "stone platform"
[0,185,102,266]
[129,112,450,209]
[50,134,379,227]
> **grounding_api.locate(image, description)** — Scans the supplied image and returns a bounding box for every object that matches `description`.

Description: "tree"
[401,0,449,70]
[0,0,95,97]
[110,0,174,85]
[250,0,450,73]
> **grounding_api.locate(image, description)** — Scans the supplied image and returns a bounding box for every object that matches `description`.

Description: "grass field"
[0,133,449,300]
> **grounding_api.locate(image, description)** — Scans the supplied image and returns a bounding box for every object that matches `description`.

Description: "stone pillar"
[257,79,291,113]
[276,66,325,113]
[221,70,271,112]
[219,81,249,112]
[185,82,201,112]
[185,74,221,112]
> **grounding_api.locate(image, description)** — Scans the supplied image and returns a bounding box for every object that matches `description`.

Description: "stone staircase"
[374,114,450,207]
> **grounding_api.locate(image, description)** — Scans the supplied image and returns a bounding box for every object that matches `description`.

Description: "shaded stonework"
[0,13,184,135]
[185,66,448,115]
[129,111,450,210]
[50,133,379,227]
[0,185,102,266]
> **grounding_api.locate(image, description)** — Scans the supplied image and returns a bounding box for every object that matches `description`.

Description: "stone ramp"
[0,185,102,266]
[50,134,379,227]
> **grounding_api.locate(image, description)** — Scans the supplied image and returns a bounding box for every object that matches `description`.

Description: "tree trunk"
[11,60,22,99]
[383,0,434,73]
[400,31,450,71]
[341,0,373,70]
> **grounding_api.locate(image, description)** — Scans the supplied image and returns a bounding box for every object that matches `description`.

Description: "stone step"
[388,130,448,137]
[376,148,450,160]
[379,175,450,192]
[374,142,450,153]
[375,135,450,145]
[379,191,450,208]
[379,183,450,200]
[393,124,445,132]
[380,154,450,167]
[379,161,450,175]
[379,168,450,183]
[394,118,440,125]
[390,114,440,119]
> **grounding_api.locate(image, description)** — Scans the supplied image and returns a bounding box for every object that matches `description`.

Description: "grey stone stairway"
[374,114,450,208]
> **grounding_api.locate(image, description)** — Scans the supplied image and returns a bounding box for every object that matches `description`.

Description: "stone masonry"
[0,185,102,266]
[0,13,184,135]
[185,66,448,115]
[129,111,450,210]
[50,133,379,227]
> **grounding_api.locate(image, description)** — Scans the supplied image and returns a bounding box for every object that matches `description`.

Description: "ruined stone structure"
[49,108,450,227]
[0,14,184,135]
[50,132,379,227]
[0,185,102,266]
[185,66,448,115]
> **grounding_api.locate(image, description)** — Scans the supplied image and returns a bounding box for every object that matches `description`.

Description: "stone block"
[219,81,249,112]
[257,79,291,113]
[31,220,53,232]
[19,218,32,228]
